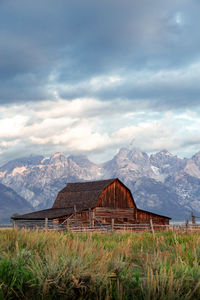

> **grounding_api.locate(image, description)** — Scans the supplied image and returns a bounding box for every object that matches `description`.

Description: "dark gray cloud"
[0,0,200,109]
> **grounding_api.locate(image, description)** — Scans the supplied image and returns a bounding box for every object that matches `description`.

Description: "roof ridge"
[66,178,117,184]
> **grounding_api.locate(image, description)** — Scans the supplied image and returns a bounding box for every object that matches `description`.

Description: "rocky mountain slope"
[1,148,200,220]
[0,183,33,223]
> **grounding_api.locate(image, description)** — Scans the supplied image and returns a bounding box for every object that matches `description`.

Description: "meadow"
[1,229,200,299]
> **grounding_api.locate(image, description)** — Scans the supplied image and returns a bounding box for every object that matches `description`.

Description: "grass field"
[1,229,200,299]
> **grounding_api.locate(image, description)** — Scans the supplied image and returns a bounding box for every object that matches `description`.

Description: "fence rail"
[7,219,200,233]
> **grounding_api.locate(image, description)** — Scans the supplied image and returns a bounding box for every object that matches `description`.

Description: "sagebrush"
[0,229,200,299]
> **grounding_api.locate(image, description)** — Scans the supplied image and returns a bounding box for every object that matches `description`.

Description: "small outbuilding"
[12,178,170,228]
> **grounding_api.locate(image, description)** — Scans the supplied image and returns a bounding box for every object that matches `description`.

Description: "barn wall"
[59,208,135,226]
[97,180,136,209]
[135,210,169,225]
[94,207,135,224]
[15,219,46,229]
[14,209,169,228]
[58,208,169,226]
[59,211,91,226]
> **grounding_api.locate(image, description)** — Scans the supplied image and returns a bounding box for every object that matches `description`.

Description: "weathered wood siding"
[15,209,169,228]
[55,207,169,226]
[15,219,46,229]
[135,209,169,225]
[97,180,135,208]
[94,207,135,224]
[64,211,90,226]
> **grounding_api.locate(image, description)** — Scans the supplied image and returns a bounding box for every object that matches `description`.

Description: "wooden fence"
[9,219,200,233]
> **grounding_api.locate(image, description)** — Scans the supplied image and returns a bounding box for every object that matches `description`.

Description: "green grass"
[1,229,200,299]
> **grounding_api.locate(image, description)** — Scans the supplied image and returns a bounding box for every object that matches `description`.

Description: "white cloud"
[34,98,109,119]
[0,98,113,164]
[1,98,200,165]
[111,110,200,157]
[0,115,28,138]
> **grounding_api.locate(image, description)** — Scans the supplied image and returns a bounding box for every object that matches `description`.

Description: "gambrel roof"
[52,178,117,210]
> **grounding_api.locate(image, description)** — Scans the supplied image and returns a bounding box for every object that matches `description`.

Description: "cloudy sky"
[1,0,200,165]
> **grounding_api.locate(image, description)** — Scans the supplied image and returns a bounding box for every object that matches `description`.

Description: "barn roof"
[11,207,76,220]
[52,178,117,210]
[137,208,171,219]
[58,178,116,193]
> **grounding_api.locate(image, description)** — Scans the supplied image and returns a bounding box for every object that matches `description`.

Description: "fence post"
[111,218,114,231]
[150,219,155,235]
[67,218,70,231]
[185,219,189,234]
[13,220,17,230]
[192,213,196,226]
[89,208,92,227]
[91,211,95,228]
[45,218,48,231]
[74,205,77,226]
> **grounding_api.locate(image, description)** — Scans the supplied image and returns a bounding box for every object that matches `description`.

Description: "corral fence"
[7,219,200,233]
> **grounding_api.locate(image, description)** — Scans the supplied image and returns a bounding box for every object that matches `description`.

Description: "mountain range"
[1,148,200,221]
[0,183,33,223]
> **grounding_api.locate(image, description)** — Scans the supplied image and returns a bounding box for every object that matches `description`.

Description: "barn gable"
[52,178,134,210]
[97,179,135,208]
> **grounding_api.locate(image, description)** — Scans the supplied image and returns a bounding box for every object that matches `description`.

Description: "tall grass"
[1,229,200,299]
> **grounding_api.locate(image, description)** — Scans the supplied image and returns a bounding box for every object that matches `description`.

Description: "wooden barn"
[12,178,170,228]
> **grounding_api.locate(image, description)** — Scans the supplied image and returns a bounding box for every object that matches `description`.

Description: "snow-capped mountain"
[1,148,200,220]
[103,148,155,182]
[0,153,102,209]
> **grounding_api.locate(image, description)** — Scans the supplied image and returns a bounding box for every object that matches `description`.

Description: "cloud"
[1,0,200,110]
[0,98,113,164]
[1,98,200,165]
[111,111,200,158]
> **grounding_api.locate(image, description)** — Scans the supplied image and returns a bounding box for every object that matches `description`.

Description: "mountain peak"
[52,152,63,157]
[49,153,67,163]
[106,147,152,176]
[158,149,173,156]
[117,147,145,158]
[129,147,147,156]
[116,148,129,159]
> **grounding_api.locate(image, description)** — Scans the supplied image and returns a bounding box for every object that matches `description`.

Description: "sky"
[1,0,200,165]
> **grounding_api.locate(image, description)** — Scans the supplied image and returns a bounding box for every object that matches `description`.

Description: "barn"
[12,178,170,228]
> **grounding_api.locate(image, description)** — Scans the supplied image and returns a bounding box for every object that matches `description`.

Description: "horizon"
[1,146,200,167]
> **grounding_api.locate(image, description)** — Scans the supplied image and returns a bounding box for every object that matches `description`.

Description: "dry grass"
[0,229,200,299]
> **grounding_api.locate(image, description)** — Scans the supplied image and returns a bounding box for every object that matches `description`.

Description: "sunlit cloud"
[1,97,200,165]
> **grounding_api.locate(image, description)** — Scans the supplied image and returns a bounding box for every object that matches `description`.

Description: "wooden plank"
[96,180,135,209]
